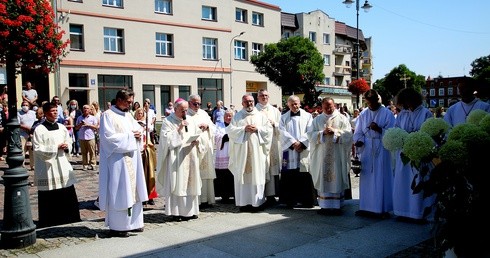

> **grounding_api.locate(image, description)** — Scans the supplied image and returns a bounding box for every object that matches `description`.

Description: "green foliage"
[372,64,426,106]
[250,36,324,107]
[470,54,490,100]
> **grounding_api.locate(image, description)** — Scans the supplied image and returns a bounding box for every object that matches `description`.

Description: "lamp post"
[342,0,372,81]
[229,31,245,106]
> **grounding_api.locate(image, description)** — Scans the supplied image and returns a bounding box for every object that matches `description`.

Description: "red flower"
[348,78,370,95]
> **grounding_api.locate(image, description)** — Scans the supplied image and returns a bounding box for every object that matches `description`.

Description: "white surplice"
[353,106,395,214]
[156,113,203,217]
[227,108,273,207]
[308,110,352,209]
[393,106,435,219]
[99,107,148,231]
[187,108,216,205]
[444,98,490,127]
[256,103,282,197]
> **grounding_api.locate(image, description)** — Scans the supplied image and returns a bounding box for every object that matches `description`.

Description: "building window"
[234,40,247,60]
[324,77,330,85]
[235,8,247,23]
[102,0,123,7]
[155,0,172,14]
[104,27,124,53]
[323,33,330,44]
[202,6,217,21]
[202,37,217,60]
[283,32,290,39]
[156,33,173,57]
[430,89,435,96]
[179,85,190,100]
[422,89,427,96]
[97,74,133,108]
[69,73,88,87]
[438,99,445,107]
[430,82,434,87]
[309,32,316,43]
[252,12,263,26]
[198,78,223,106]
[160,85,171,113]
[142,85,155,109]
[448,87,453,96]
[323,54,330,66]
[251,43,262,56]
[439,88,445,96]
[69,24,84,50]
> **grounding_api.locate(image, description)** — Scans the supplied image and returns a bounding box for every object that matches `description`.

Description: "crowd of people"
[2,79,489,237]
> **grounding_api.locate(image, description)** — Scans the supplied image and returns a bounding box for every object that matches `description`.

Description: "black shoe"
[239,205,253,212]
[264,196,278,207]
[147,199,155,205]
[181,215,198,221]
[110,230,130,238]
[131,227,144,232]
[171,216,182,222]
[199,203,212,210]
[294,204,314,209]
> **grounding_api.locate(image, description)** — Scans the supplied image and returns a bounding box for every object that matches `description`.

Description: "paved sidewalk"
[0,155,433,257]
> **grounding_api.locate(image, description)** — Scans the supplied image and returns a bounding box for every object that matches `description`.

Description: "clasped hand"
[245,124,257,133]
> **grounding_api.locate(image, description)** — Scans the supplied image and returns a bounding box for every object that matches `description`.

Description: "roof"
[281,12,297,28]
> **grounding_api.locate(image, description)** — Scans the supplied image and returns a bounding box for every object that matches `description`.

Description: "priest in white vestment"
[187,94,216,208]
[308,97,352,215]
[156,99,203,221]
[279,95,316,208]
[33,102,81,227]
[255,89,282,206]
[353,90,395,218]
[227,94,273,212]
[99,90,148,237]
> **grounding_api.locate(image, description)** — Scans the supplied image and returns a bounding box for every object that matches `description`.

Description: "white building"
[49,0,282,119]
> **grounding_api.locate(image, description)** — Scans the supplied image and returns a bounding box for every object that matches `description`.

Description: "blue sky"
[264,0,490,82]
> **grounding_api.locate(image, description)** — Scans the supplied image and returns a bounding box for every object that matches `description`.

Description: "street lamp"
[343,0,372,81]
[229,31,245,106]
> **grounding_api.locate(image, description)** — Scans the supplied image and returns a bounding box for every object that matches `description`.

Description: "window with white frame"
[439,88,445,96]
[323,54,330,66]
[103,0,122,7]
[70,24,84,50]
[439,99,444,107]
[104,27,124,53]
[309,31,316,42]
[155,0,172,14]
[448,87,453,96]
[252,12,263,26]
[430,88,435,96]
[202,37,217,60]
[422,89,427,96]
[252,43,262,56]
[156,33,173,57]
[202,6,217,21]
[323,33,330,44]
[234,40,247,60]
[324,77,330,85]
[235,8,247,23]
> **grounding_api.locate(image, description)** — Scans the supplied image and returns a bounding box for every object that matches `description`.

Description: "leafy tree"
[348,78,370,108]
[250,36,324,107]
[470,54,490,99]
[373,64,425,106]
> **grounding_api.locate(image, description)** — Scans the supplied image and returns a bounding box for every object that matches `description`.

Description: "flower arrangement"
[382,111,490,256]
[381,127,408,152]
[0,0,69,74]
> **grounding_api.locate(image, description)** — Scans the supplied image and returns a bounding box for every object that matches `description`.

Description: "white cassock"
[227,108,273,207]
[256,103,282,197]
[308,110,352,209]
[99,107,148,231]
[187,108,216,205]
[156,113,203,217]
[393,106,435,219]
[444,98,490,127]
[353,106,395,214]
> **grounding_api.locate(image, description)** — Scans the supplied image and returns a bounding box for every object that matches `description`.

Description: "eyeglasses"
[191,102,201,106]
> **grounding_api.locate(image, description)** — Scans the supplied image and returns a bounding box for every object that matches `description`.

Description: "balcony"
[333,45,352,55]
[333,67,351,76]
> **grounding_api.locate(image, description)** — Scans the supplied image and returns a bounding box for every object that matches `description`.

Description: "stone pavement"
[0,154,435,257]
